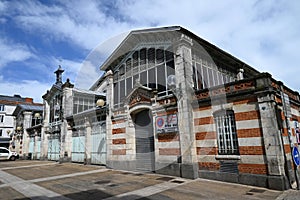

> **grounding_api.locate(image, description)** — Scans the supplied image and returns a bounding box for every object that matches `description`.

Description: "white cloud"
[0,79,50,103]
[0,38,34,68]
[6,0,133,51]
[1,0,300,93]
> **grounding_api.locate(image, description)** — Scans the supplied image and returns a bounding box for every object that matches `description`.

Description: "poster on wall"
[155,114,178,134]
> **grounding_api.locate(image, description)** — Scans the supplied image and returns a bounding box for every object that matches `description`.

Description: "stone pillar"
[61,87,73,162]
[174,34,198,179]
[256,80,289,190]
[41,100,49,160]
[105,71,114,166]
[22,111,32,159]
[85,117,92,164]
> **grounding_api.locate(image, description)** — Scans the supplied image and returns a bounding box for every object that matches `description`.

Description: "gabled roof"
[42,84,62,102]
[12,104,43,116]
[73,87,105,97]
[99,26,260,77]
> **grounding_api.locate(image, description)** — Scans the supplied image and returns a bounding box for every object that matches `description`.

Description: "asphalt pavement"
[0,160,299,200]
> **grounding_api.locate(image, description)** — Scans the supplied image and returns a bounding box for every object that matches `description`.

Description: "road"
[0,160,298,200]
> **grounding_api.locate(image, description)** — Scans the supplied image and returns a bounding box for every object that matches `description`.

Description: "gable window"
[113,46,174,108]
[0,105,4,111]
[214,110,239,155]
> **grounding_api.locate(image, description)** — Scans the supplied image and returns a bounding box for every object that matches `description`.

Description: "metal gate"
[36,137,41,160]
[47,134,60,161]
[28,137,35,159]
[134,109,155,172]
[91,122,106,165]
[71,130,86,163]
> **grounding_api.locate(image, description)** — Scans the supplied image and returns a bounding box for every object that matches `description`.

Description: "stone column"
[22,111,32,159]
[105,71,114,166]
[174,34,198,179]
[256,77,289,190]
[61,87,73,162]
[41,100,49,160]
[85,117,92,164]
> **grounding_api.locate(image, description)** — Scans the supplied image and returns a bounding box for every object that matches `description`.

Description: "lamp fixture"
[34,112,41,118]
[96,99,105,107]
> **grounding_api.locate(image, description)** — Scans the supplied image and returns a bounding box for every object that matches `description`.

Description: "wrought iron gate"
[36,137,41,160]
[28,137,35,159]
[135,109,155,172]
[91,122,106,165]
[47,134,60,161]
[71,129,86,163]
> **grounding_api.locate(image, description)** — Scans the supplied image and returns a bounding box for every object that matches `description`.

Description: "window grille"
[214,110,239,155]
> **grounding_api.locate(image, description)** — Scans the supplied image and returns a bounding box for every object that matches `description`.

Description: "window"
[0,115,4,123]
[214,110,239,155]
[192,58,236,90]
[113,47,175,108]
[0,105,4,111]
[0,148,8,153]
[0,129,2,136]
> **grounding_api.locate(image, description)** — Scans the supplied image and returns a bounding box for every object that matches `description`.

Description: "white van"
[0,147,19,161]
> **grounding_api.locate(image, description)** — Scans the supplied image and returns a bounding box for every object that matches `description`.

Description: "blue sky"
[0,0,300,102]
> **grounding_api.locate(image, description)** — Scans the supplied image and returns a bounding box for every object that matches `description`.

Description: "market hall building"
[92,26,300,190]
[34,26,300,191]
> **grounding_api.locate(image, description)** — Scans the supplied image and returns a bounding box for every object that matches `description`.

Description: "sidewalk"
[0,160,299,200]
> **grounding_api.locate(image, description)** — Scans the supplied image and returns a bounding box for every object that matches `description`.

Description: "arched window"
[213,110,239,155]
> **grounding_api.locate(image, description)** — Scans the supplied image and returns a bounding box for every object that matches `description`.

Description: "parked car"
[0,147,19,161]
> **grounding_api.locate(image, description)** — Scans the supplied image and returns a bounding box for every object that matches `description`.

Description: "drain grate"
[107,183,118,187]
[94,180,110,185]
[171,180,185,184]
[121,172,132,175]
[248,188,266,193]
[132,173,144,176]
[156,177,175,181]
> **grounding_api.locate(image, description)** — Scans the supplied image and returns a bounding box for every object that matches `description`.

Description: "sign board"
[156,114,178,134]
[292,146,300,166]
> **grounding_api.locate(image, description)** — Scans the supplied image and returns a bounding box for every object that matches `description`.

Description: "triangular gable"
[125,82,154,108]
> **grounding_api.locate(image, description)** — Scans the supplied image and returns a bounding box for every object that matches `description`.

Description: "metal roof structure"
[12,104,43,116]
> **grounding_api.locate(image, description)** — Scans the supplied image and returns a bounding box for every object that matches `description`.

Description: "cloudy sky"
[0,0,299,102]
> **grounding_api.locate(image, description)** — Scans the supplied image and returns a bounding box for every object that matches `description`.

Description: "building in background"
[12,103,43,159]
[0,94,40,149]
[41,66,106,164]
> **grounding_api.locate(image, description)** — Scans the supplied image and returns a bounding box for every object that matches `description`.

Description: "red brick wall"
[112,149,126,155]
[159,148,180,155]
[238,163,268,174]
[112,138,126,145]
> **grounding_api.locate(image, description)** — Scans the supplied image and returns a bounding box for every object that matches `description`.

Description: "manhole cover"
[249,188,266,193]
[156,177,175,181]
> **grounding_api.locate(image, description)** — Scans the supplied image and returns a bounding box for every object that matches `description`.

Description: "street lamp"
[34,112,41,118]
[96,99,105,107]
[167,75,182,99]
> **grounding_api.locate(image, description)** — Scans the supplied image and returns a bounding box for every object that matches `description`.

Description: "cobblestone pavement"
[0,160,299,200]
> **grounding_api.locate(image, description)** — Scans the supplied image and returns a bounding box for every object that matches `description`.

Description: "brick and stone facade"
[33,26,300,191]
[93,26,300,190]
